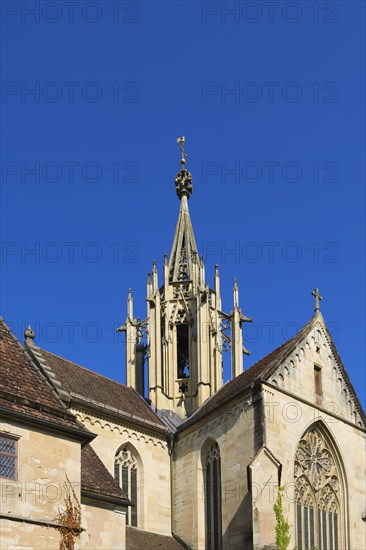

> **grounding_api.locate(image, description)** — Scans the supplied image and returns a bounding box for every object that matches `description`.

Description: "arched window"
[114,446,139,527]
[205,442,222,550]
[176,322,190,378]
[295,427,342,550]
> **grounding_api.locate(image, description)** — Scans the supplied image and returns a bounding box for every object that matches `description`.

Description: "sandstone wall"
[74,409,172,536]
[0,419,81,550]
[173,392,257,549]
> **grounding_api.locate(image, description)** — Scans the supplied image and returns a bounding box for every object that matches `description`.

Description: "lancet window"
[115,446,139,527]
[205,442,222,550]
[177,322,190,378]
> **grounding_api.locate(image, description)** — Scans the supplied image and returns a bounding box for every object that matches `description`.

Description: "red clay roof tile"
[0,319,86,432]
[35,347,166,431]
[81,444,129,503]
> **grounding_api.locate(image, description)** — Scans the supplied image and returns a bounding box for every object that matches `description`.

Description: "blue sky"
[1,1,365,408]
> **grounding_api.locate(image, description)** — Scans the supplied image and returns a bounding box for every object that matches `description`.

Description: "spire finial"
[175,136,193,200]
[233,278,239,307]
[177,136,187,167]
[24,325,35,345]
[127,288,133,318]
[311,288,323,313]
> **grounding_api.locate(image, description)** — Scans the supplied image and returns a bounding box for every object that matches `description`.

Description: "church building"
[1,139,365,549]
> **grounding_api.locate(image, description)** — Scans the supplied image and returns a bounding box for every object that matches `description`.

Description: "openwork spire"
[123,138,253,418]
[169,137,198,281]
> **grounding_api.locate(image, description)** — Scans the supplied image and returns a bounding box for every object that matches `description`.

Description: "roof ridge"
[258,315,317,380]
[320,318,366,422]
[0,318,38,366]
[0,318,92,436]
[0,319,72,410]
[244,315,315,377]
[178,315,317,431]
[185,316,315,422]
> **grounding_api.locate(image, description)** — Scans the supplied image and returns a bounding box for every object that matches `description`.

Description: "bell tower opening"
[177,323,189,379]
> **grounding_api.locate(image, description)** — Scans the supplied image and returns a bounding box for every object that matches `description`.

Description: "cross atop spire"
[177,136,187,168]
[311,288,323,314]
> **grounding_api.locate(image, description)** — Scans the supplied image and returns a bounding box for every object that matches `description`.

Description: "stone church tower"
[121,137,252,419]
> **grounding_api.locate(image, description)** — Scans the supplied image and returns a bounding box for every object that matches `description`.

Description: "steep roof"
[179,314,365,432]
[31,346,167,433]
[0,318,91,438]
[126,527,185,549]
[81,444,129,505]
[178,319,312,432]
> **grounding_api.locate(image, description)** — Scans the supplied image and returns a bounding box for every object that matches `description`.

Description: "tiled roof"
[81,444,129,504]
[34,347,167,432]
[178,317,315,432]
[0,319,88,434]
[126,527,185,549]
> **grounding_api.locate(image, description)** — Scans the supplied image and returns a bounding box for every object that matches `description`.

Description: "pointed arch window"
[115,447,139,527]
[205,442,222,550]
[178,235,189,281]
[295,427,342,550]
[177,322,190,378]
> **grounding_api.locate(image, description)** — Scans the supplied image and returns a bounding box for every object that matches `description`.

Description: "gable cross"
[311,288,323,313]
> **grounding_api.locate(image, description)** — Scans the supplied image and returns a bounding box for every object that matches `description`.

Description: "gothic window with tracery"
[205,442,222,550]
[295,428,341,550]
[115,446,139,527]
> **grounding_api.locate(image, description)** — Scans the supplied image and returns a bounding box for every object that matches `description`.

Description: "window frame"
[114,446,139,528]
[0,434,18,481]
[176,322,190,379]
[314,364,323,396]
[204,442,222,550]
[295,427,343,550]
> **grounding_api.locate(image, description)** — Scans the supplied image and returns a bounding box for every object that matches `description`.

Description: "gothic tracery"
[295,427,341,550]
[115,447,139,527]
